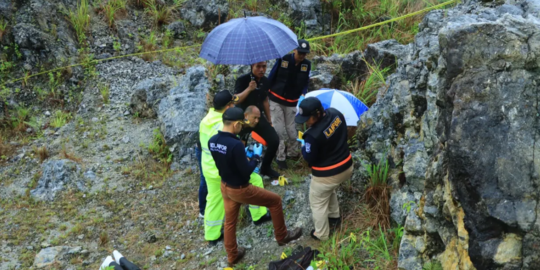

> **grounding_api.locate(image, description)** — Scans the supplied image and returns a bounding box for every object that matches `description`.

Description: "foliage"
[148,128,172,166]
[423,260,443,270]
[32,146,50,163]
[99,83,110,104]
[362,154,391,228]
[144,0,178,27]
[346,60,390,106]
[0,18,8,40]
[50,110,72,128]
[68,0,91,44]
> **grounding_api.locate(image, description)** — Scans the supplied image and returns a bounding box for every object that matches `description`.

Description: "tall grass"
[68,0,91,44]
[0,18,8,40]
[143,0,178,27]
[363,155,391,228]
[346,60,390,106]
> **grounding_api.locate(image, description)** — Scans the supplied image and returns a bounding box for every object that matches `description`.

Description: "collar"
[217,131,240,140]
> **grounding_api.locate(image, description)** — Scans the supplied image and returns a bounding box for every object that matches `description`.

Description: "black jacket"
[209,131,260,186]
[268,54,311,106]
[302,108,352,177]
[234,73,270,113]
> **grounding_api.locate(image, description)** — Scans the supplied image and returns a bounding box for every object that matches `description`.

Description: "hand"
[247,81,257,92]
[245,147,253,158]
[297,138,305,146]
[253,143,263,156]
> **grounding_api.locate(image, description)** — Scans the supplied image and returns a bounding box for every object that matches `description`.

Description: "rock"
[130,77,174,118]
[33,246,79,268]
[163,250,174,258]
[167,21,186,38]
[364,39,411,73]
[181,253,186,260]
[31,160,94,201]
[281,0,326,36]
[122,136,130,144]
[44,111,51,116]
[493,234,522,265]
[13,23,52,51]
[180,0,228,29]
[158,66,209,158]
[145,232,157,243]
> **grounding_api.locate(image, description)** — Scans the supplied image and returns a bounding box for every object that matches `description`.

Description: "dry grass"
[143,0,178,27]
[363,184,391,229]
[0,136,16,162]
[33,146,50,163]
[59,144,83,163]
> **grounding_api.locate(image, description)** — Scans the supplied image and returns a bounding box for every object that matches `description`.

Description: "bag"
[268,247,319,270]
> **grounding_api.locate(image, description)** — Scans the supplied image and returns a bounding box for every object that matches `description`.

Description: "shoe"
[228,246,246,266]
[112,250,124,265]
[209,234,224,246]
[310,229,321,241]
[329,217,341,230]
[261,167,280,179]
[198,213,204,218]
[276,160,288,170]
[277,227,303,246]
[100,256,114,270]
[253,212,272,226]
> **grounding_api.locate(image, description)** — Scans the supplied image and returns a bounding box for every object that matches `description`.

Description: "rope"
[0,0,459,88]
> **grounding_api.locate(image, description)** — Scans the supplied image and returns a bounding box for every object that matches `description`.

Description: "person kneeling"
[209,107,303,266]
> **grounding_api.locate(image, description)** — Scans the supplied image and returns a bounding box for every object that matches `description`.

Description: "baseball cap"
[297,39,310,54]
[223,107,250,124]
[295,97,322,124]
[213,90,237,109]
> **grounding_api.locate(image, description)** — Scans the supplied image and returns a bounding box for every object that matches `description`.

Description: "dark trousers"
[107,258,141,270]
[196,146,207,215]
[221,182,288,263]
[253,115,279,173]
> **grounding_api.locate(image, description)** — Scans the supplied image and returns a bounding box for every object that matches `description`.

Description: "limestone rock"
[30,160,93,201]
[180,0,228,29]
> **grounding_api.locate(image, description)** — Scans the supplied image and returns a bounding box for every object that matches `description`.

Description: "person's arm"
[302,66,311,95]
[263,97,272,124]
[234,76,257,105]
[268,58,280,85]
[301,134,318,165]
[233,143,260,179]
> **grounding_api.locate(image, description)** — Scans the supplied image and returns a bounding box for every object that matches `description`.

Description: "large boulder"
[130,77,175,118]
[30,160,94,201]
[285,0,326,36]
[158,66,209,158]
[33,246,81,269]
[180,0,228,29]
[355,1,540,269]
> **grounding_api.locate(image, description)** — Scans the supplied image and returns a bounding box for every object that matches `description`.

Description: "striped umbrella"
[297,89,369,126]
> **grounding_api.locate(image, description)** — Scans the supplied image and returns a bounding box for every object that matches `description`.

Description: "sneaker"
[198,213,204,218]
[277,227,303,246]
[100,256,114,270]
[228,246,246,266]
[261,167,280,179]
[276,160,288,170]
[209,234,224,246]
[310,229,321,241]
[112,250,124,265]
[253,212,272,226]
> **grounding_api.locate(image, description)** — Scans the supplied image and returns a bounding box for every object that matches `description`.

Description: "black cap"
[213,90,236,110]
[296,39,310,53]
[223,107,250,124]
[295,97,322,124]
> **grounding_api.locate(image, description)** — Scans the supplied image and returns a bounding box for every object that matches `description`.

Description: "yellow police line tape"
[1,0,459,88]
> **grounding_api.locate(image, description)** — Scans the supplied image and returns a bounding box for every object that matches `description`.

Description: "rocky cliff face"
[357,1,540,269]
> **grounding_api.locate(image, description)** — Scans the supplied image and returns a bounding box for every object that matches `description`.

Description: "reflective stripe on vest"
[312,154,352,171]
[269,89,299,102]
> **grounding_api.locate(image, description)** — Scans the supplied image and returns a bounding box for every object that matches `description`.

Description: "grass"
[0,135,15,162]
[143,0,178,27]
[97,0,128,28]
[50,110,72,128]
[68,0,91,44]
[0,18,8,40]
[315,204,402,269]
[362,155,391,229]
[148,128,172,166]
[60,144,83,163]
[99,83,110,104]
[33,146,49,163]
[346,60,390,106]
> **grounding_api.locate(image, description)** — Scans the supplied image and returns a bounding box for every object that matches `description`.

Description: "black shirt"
[234,73,270,113]
[208,131,260,186]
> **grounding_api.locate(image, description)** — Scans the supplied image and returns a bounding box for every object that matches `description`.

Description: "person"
[200,90,271,246]
[209,107,303,266]
[268,39,312,170]
[238,105,261,145]
[295,97,353,241]
[195,137,207,218]
[234,61,280,179]
[99,250,140,270]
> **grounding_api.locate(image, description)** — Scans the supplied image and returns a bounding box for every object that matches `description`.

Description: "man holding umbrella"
[267,39,312,170]
[295,97,354,241]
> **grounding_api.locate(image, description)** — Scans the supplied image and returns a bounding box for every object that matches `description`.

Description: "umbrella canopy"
[298,89,369,126]
[199,16,298,65]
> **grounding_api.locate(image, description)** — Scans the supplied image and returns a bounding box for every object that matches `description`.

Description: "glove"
[297,138,305,147]
[253,143,263,156]
[245,147,253,158]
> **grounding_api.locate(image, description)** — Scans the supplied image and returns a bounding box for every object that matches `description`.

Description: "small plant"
[140,31,158,61]
[144,0,178,27]
[68,0,91,44]
[102,0,128,28]
[0,18,8,40]
[60,144,83,163]
[50,110,72,128]
[113,39,122,52]
[33,146,49,163]
[99,231,109,246]
[423,260,443,270]
[148,128,172,166]
[162,29,173,48]
[99,84,110,104]
[362,154,391,228]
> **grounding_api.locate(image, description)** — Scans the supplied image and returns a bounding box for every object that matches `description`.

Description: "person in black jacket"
[234,61,280,179]
[295,97,354,241]
[209,107,302,266]
[267,39,311,170]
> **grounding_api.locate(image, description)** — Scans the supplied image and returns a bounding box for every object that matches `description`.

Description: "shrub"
[362,155,391,228]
